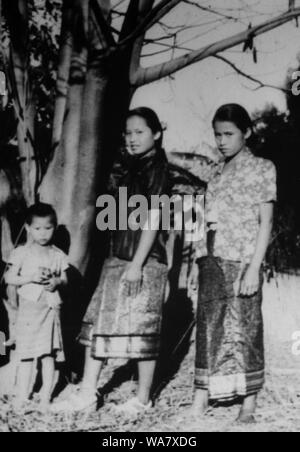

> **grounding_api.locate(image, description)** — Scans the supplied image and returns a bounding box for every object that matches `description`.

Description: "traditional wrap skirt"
[79,257,168,359]
[15,292,64,362]
[195,256,264,400]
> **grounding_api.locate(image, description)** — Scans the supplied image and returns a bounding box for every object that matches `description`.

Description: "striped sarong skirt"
[195,256,264,400]
[79,257,168,359]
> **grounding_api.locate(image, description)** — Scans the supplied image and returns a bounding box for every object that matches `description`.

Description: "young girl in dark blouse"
[52,107,169,415]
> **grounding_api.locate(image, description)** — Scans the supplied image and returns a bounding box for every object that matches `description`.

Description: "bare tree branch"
[129,0,155,83]
[139,0,183,31]
[90,0,116,47]
[111,9,126,17]
[119,0,182,45]
[52,1,73,154]
[120,0,140,40]
[183,0,239,22]
[112,0,127,10]
[158,18,225,34]
[214,55,288,93]
[133,8,300,86]
[142,38,193,57]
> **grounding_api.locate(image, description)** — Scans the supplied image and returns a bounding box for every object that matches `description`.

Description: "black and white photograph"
[0,0,300,434]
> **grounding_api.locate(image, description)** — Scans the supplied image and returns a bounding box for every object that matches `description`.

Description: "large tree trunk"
[39,48,88,237]
[64,63,110,272]
[40,55,134,275]
[39,0,134,276]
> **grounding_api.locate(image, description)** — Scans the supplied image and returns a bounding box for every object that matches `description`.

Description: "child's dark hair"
[26,203,58,227]
[212,103,253,134]
[126,107,164,149]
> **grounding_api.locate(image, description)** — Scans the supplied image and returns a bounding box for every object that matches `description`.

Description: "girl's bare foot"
[237,394,257,424]
[50,387,98,413]
[179,389,209,420]
[236,412,256,424]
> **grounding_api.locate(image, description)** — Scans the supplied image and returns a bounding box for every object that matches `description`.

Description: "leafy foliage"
[1,0,62,170]
[252,103,300,272]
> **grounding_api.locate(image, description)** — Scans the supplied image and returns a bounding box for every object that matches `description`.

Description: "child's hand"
[31,269,49,284]
[44,277,61,293]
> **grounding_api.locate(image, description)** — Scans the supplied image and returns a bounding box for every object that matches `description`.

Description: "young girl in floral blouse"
[189,104,277,423]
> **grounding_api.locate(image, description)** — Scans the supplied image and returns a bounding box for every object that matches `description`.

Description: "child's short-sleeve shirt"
[8,244,69,302]
[199,149,277,263]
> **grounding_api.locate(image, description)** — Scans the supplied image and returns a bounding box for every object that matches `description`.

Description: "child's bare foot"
[37,394,51,412]
[37,400,51,414]
[11,398,28,415]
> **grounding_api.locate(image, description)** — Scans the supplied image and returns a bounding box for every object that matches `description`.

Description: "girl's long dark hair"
[212,103,253,134]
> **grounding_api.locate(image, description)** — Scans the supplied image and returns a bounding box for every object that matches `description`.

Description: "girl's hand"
[44,277,61,293]
[123,263,143,298]
[240,266,260,297]
[188,264,199,300]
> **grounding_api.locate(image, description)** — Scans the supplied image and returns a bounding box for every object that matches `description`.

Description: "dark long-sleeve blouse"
[108,148,170,265]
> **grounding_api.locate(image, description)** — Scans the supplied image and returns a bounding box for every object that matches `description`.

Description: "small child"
[5,203,68,411]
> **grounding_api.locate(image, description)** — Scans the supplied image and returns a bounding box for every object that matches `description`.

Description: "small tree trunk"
[15,99,36,205]
[9,45,36,205]
[51,9,73,154]
[3,0,37,205]
[40,48,88,227]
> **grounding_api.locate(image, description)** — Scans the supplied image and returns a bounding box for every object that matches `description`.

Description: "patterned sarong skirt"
[195,256,264,400]
[79,257,168,359]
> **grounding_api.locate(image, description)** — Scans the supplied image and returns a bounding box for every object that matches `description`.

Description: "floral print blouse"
[197,148,277,263]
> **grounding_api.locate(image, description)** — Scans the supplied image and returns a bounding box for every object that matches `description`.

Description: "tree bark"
[4,0,37,204]
[67,62,110,272]
[40,0,118,276]
[39,48,88,246]
[51,5,73,156]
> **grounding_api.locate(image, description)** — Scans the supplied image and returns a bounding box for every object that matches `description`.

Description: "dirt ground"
[1,273,300,432]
